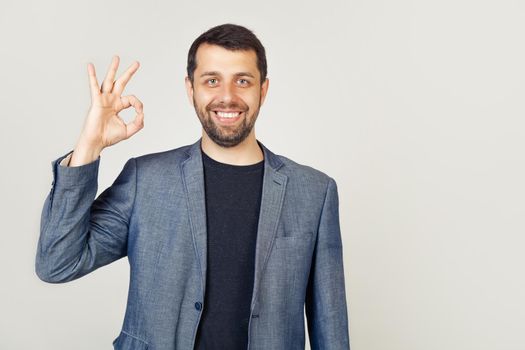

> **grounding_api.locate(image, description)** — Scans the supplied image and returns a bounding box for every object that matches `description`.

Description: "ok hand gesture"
[71,55,144,165]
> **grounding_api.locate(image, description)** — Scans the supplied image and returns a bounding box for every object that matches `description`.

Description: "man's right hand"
[69,55,144,166]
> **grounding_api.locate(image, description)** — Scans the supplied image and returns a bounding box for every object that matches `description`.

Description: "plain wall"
[1,0,524,349]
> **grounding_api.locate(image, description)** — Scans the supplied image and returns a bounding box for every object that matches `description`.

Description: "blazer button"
[194,302,202,311]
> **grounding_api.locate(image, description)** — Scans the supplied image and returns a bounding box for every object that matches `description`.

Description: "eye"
[238,78,250,86]
[207,78,218,86]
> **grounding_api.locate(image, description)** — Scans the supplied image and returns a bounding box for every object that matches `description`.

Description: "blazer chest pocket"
[113,331,149,350]
[274,231,313,249]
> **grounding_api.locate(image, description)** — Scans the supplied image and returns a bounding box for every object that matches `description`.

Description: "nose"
[217,81,235,104]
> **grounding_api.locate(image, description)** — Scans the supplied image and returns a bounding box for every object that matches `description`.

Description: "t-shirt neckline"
[201,148,264,172]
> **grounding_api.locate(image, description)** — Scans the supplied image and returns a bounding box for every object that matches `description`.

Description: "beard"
[192,95,261,148]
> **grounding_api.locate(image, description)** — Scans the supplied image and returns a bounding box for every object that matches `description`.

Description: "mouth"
[212,110,244,124]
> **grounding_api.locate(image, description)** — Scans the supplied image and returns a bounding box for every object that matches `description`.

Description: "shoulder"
[135,144,190,161]
[273,152,335,193]
[129,144,192,172]
[260,139,336,194]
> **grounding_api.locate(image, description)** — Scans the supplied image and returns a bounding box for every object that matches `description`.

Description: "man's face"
[185,43,269,148]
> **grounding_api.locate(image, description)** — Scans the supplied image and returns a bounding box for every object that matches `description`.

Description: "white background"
[1,0,524,349]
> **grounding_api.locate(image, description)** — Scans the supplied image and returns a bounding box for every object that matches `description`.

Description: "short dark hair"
[186,23,267,86]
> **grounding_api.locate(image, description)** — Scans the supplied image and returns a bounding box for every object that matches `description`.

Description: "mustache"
[206,102,248,111]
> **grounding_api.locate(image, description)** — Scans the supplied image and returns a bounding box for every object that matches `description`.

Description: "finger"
[87,63,101,98]
[120,95,144,113]
[125,109,145,139]
[101,55,119,93]
[113,61,140,96]
[119,95,144,138]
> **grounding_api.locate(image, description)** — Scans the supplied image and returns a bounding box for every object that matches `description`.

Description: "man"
[35,23,350,350]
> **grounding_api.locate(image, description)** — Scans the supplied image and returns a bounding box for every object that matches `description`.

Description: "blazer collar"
[183,137,284,172]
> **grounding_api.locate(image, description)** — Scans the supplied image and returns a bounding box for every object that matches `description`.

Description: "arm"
[305,177,351,349]
[35,150,137,283]
[35,55,144,283]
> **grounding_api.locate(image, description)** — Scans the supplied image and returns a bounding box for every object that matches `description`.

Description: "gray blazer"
[36,138,350,350]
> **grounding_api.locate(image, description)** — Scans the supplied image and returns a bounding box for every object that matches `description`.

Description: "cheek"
[239,91,261,106]
[193,92,212,108]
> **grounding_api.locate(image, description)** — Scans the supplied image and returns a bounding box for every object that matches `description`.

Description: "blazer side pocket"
[113,330,149,350]
[275,232,313,249]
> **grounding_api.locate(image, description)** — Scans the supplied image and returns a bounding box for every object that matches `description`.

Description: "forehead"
[195,43,258,76]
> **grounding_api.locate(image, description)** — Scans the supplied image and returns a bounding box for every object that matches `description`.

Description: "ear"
[259,77,269,106]
[185,76,194,106]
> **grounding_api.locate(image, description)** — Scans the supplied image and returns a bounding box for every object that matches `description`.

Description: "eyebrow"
[200,71,255,79]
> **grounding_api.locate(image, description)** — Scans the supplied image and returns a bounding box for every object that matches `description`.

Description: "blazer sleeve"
[35,150,137,283]
[305,177,351,349]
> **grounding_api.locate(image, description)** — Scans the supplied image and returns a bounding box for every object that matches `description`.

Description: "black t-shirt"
[193,146,265,350]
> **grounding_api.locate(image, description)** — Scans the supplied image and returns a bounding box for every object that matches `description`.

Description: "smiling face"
[185,43,269,148]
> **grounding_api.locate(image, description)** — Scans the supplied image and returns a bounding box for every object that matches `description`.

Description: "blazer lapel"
[250,139,288,314]
[181,139,208,297]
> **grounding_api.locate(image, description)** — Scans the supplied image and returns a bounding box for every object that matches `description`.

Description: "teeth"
[216,111,241,118]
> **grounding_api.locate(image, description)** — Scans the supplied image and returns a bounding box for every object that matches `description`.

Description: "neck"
[200,131,264,166]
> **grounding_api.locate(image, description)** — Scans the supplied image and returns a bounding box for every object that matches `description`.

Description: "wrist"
[70,143,103,166]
